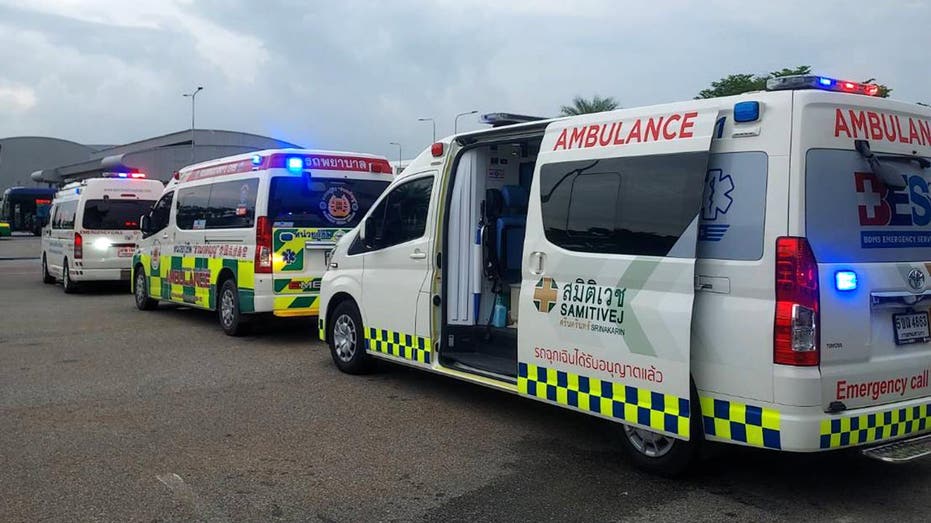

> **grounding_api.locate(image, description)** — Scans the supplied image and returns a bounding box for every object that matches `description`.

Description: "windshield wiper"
[854,139,929,188]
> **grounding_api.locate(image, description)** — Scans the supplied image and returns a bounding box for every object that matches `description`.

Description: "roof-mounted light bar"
[765,75,881,97]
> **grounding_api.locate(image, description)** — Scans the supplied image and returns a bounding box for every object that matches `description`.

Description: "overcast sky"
[0,0,928,159]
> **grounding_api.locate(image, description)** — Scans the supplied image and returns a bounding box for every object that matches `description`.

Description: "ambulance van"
[41,174,164,293]
[319,76,931,475]
[132,149,393,335]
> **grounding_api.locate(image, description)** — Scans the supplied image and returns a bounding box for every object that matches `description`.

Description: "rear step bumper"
[863,433,931,463]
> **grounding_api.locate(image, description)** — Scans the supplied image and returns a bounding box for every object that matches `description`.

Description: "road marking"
[156,472,203,517]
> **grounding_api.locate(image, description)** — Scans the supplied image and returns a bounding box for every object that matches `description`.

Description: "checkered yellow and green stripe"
[273,294,319,314]
[700,396,781,449]
[364,327,432,364]
[518,363,690,438]
[820,402,931,449]
[133,253,255,312]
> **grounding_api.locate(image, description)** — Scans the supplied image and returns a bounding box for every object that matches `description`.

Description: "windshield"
[82,199,156,230]
[806,148,931,262]
[268,177,389,228]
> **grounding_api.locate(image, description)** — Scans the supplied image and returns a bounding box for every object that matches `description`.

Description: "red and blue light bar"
[766,75,881,97]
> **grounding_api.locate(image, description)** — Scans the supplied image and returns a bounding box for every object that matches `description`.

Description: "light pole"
[183,86,203,162]
[417,117,435,143]
[454,110,478,134]
[389,142,402,174]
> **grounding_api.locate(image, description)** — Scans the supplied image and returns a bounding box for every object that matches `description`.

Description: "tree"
[696,66,811,99]
[560,95,619,116]
[697,66,892,99]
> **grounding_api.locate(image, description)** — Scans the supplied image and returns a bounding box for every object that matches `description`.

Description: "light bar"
[766,75,881,97]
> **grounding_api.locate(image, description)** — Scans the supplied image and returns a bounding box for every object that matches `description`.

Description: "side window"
[49,205,59,229]
[205,179,259,229]
[367,176,434,251]
[145,191,174,237]
[540,153,707,256]
[176,185,211,230]
[54,201,77,230]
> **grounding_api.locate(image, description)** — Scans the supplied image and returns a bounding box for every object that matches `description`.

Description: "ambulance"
[41,174,164,293]
[132,149,393,335]
[318,75,931,475]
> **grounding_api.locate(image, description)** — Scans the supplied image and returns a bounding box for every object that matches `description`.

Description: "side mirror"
[140,214,151,235]
[361,217,376,248]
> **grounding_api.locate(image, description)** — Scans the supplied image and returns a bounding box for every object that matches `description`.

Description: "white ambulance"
[318,76,931,475]
[41,174,164,293]
[132,149,393,335]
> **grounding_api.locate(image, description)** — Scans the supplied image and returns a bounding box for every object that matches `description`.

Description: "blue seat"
[495,185,528,283]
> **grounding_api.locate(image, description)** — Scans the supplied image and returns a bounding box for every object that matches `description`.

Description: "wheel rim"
[220,288,235,327]
[135,272,146,304]
[624,425,675,458]
[332,314,357,362]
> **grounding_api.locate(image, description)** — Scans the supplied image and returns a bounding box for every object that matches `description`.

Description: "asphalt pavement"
[1,235,930,522]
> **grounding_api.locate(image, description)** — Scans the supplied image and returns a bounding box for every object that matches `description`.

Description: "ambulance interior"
[443,137,543,381]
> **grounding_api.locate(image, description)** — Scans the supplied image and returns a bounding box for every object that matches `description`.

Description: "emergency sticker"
[320,186,359,226]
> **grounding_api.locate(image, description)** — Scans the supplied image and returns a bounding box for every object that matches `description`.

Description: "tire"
[617,387,703,477]
[42,255,55,284]
[218,278,247,336]
[134,267,158,311]
[62,261,78,294]
[328,300,371,374]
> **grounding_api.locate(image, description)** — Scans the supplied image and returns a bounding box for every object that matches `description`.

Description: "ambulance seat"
[495,185,529,284]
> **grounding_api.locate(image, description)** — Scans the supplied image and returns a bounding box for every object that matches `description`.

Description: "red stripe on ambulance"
[552,111,699,151]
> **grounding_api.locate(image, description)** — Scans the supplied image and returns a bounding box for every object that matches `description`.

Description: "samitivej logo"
[533,277,559,313]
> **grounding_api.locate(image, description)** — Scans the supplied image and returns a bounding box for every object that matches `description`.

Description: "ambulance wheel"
[328,301,371,374]
[134,267,158,311]
[218,278,248,336]
[617,392,702,477]
[42,255,55,284]
[62,262,78,294]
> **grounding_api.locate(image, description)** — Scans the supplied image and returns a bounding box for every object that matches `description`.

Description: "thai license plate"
[893,312,930,345]
[117,246,135,257]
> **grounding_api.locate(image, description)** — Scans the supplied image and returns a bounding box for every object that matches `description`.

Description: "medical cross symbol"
[857,177,884,220]
[533,277,559,313]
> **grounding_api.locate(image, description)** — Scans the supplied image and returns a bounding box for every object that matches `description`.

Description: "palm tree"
[560,95,619,116]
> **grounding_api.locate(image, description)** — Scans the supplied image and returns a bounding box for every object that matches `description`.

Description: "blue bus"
[0,187,57,235]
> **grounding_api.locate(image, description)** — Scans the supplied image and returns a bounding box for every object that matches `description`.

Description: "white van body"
[41,176,164,292]
[132,148,393,335]
[319,80,931,473]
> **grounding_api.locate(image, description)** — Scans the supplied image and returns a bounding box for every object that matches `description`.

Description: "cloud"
[0,83,37,112]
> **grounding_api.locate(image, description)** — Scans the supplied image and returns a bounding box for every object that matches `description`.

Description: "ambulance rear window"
[806,149,931,263]
[268,177,389,228]
[82,199,155,230]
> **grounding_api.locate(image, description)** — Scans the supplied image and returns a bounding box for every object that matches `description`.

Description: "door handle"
[410,250,427,260]
[529,251,545,275]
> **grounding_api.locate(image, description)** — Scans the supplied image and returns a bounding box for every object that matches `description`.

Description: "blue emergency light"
[286,156,304,172]
[733,101,760,123]
[835,270,858,291]
[766,75,880,96]
[251,154,262,165]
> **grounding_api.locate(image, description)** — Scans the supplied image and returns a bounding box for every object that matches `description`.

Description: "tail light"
[370,159,393,174]
[255,216,272,273]
[774,236,819,366]
[74,232,83,260]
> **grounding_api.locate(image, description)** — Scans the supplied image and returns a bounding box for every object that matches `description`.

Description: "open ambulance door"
[516,107,719,440]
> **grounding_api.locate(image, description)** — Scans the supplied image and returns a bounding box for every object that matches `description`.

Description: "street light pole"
[417,117,436,143]
[183,86,203,162]
[454,110,478,134]
[389,142,402,174]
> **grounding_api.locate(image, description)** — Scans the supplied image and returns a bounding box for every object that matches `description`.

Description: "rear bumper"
[700,391,931,452]
[70,266,131,282]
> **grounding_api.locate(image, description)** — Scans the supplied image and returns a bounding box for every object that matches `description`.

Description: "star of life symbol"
[856,176,884,221]
[702,169,734,221]
[282,249,297,265]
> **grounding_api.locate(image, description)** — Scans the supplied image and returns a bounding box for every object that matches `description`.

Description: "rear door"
[798,95,931,410]
[518,107,719,440]
[268,174,390,315]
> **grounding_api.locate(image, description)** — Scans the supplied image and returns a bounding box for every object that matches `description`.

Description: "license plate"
[117,246,134,257]
[893,311,930,345]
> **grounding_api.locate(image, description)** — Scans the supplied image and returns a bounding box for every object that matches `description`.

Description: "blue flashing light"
[733,101,760,123]
[117,172,128,178]
[251,154,262,165]
[835,270,858,292]
[286,156,304,172]
[818,77,834,87]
